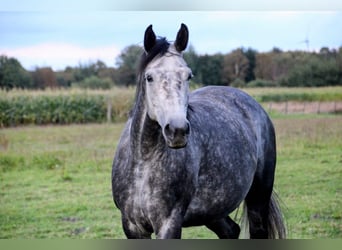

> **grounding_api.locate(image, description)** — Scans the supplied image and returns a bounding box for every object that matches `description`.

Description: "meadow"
[0,113,341,238]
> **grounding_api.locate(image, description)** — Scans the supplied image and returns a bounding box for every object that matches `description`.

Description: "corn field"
[0,87,135,127]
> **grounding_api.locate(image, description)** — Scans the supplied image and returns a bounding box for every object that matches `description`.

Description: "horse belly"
[183,158,256,226]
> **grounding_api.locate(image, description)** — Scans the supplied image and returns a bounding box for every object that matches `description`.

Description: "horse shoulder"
[112,119,133,208]
[113,119,132,169]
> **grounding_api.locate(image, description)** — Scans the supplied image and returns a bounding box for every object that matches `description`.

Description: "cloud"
[1,43,121,70]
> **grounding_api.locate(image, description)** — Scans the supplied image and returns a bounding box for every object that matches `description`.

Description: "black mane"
[138,37,170,74]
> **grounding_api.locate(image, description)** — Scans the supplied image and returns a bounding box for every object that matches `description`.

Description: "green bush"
[279,57,341,87]
[71,76,114,89]
[247,79,277,87]
[230,78,245,87]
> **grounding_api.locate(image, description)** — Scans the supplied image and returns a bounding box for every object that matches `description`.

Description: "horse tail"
[239,202,250,239]
[267,191,287,238]
[240,191,286,239]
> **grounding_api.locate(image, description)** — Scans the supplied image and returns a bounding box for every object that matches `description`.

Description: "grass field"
[0,114,341,239]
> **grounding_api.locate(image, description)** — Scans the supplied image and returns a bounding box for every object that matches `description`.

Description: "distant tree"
[73,60,107,82]
[115,66,136,87]
[272,51,294,83]
[196,54,224,86]
[319,47,338,61]
[55,66,75,87]
[72,75,114,89]
[243,48,257,83]
[222,48,249,86]
[115,45,143,86]
[98,67,116,84]
[92,60,107,72]
[337,47,342,84]
[254,52,273,81]
[32,67,58,89]
[254,50,292,83]
[279,52,341,87]
[116,45,142,68]
[272,47,283,54]
[184,44,200,83]
[0,55,32,89]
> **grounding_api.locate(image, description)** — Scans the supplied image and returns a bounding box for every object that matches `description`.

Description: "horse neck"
[130,77,161,160]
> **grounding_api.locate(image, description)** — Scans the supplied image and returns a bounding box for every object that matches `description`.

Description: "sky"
[1,1,342,71]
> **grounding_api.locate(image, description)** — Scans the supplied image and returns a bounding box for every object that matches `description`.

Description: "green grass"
[241,86,342,101]
[0,124,125,238]
[0,114,341,238]
[273,115,342,238]
[241,86,342,104]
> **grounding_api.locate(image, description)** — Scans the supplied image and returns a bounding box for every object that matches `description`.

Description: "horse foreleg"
[154,210,183,239]
[206,216,241,239]
[121,217,152,239]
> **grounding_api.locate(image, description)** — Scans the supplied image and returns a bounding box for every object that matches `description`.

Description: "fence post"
[107,100,112,123]
[285,101,288,114]
[268,102,272,113]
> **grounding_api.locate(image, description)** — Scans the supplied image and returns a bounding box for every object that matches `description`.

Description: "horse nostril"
[164,121,190,138]
[165,124,170,131]
[164,123,173,136]
[174,123,190,137]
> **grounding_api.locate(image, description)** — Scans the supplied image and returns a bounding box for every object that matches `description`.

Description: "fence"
[264,101,342,114]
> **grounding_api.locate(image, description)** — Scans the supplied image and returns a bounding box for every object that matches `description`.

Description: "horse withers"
[111,23,286,239]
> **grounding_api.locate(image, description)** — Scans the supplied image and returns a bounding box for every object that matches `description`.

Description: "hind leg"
[246,123,277,239]
[245,166,274,238]
[206,216,240,239]
[245,186,270,238]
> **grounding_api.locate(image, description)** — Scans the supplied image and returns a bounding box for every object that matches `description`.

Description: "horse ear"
[175,23,189,52]
[144,24,156,53]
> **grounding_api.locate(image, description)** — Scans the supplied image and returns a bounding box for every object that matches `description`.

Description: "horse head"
[142,24,192,149]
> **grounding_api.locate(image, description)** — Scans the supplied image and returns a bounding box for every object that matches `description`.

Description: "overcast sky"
[1,1,341,70]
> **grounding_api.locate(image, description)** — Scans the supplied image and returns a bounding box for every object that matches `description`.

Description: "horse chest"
[124,158,193,221]
[132,165,154,207]
[125,162,164,219]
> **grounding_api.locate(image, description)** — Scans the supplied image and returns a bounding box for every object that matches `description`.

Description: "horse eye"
[145,75,153,82]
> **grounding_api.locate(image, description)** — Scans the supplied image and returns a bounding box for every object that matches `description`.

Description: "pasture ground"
[0,114,341,238]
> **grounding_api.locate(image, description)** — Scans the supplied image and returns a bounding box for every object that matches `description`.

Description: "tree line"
[1,45,342,90]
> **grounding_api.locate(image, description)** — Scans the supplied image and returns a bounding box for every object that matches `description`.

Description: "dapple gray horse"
[111,23,286,239]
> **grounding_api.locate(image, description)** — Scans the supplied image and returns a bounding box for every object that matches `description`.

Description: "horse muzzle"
[163,119,190,149]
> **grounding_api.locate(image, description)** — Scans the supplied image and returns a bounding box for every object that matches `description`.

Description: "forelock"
[139,37,170,73]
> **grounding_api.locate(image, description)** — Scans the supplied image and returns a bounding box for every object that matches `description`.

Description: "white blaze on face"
[144,45,192,130]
